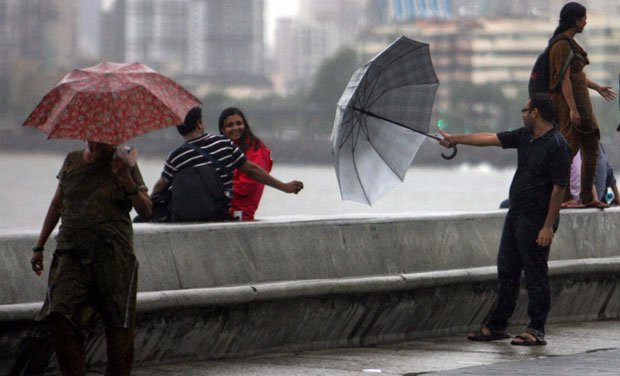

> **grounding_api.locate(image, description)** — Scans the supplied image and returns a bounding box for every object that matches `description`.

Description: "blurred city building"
[77,0,102,60]
[0,0,77,70]
[371,0,615,21]
[125,0,268,97]
[358,0,620,94]
[363,18,551,90]
[272,17,342,95]
[270,0,563,96]
[0,0,619,113]
[0,0,17,115]
[376,0,453,22]
[100,0,126,63]
[0,0,78,119]
[272,0,365,95]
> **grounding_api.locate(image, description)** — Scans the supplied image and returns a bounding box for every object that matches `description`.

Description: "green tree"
[307,47,359,131]
[592,96,619,136]
[442,81,526,134]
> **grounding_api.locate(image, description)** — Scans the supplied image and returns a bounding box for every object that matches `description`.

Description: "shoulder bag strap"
[549,36,575,92]
[184,141,233,195]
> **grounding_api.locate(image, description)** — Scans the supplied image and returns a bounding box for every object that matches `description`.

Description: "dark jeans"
[485,214,551,337]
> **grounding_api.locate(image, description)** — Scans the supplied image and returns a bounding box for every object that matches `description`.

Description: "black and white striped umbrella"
[331,36,454,205]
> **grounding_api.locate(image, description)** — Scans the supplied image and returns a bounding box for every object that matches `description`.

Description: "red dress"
[231,141,272,220]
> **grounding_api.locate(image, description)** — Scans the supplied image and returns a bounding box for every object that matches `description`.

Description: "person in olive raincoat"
[31,141,152,376]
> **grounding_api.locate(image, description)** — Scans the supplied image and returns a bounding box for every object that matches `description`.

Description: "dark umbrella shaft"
[350,106,457,159]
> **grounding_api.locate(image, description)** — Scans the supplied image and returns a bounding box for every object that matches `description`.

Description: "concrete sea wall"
[1,210,619,372]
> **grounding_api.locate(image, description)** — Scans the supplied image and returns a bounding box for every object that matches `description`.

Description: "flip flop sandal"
[467,329,510,342]
[510,333,547,346]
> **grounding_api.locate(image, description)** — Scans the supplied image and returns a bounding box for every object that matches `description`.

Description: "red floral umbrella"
[23,62,201,145]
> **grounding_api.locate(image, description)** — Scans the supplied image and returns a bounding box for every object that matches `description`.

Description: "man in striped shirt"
[152,107,303,213]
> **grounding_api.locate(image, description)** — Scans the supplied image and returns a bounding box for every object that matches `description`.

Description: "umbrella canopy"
[331,36,445,205]
[24,62,201,145]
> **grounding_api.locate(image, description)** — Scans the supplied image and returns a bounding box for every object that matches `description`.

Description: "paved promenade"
[129,320,620,375]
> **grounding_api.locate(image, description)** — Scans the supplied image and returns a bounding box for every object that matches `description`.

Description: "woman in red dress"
[218,107,273,220]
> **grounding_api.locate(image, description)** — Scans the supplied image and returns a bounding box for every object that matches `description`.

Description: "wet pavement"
[127,320,620,375]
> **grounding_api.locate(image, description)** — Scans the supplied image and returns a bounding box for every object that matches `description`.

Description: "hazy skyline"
[101,0,300,47]
[265,0,299,47]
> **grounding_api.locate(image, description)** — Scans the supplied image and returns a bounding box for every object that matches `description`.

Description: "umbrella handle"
[441,145,458,160]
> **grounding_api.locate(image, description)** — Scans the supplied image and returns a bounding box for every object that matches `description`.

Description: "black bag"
[528,35,573,97]
[150,190,172,222]
[169,164,230,222]
[132,190,171,223]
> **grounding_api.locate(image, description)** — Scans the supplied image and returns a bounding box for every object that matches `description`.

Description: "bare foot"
[583,200,609,209]
[561,200,585,209]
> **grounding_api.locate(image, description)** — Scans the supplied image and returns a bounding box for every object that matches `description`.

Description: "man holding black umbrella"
[438,93,570,346]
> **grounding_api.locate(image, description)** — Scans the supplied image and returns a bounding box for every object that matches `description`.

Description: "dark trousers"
[485,214,551,337]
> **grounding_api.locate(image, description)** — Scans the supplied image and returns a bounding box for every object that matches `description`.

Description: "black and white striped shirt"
[161,133,247,192]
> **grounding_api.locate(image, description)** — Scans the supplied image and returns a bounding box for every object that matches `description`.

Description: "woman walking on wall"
[549,2,616,208]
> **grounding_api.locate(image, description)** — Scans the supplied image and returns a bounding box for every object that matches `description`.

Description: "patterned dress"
[549,37,599,203]
[40,150,146,328]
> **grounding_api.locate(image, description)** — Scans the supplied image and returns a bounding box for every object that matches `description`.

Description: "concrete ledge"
[3,209,620,306]
[2,257,619,322]
[1,210,620,372]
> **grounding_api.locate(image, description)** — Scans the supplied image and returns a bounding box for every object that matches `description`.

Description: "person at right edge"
[439,94,570,346]
[549,2,616,208]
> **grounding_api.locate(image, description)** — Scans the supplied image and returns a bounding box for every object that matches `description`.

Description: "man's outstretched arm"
[438,130,502,148]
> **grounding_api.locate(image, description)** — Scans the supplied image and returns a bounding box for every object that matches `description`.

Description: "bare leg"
[563,130,580,202]
[49,313,86,376]
[104,327,135,376]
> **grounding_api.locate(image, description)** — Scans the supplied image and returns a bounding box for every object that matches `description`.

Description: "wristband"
[32,246,44,253]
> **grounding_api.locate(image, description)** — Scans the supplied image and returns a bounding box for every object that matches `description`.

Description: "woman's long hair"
[218,107,264,152]
[552,2,586,37]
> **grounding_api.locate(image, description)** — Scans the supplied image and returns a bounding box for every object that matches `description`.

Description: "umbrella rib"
[45,89,80,139]
[365,131,403,183]
[365,82,437,110]
[350,106,440,141]
[360,67,381,109]
[364,47,423,96]
[374,45,432,82]
[355,115,402,201]
[338,113,359,149]
[351,121,372,204]
[360,50,405,106]
[359,46,437,114]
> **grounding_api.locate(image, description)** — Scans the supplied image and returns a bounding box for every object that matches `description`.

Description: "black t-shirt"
[497,127,570,221]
